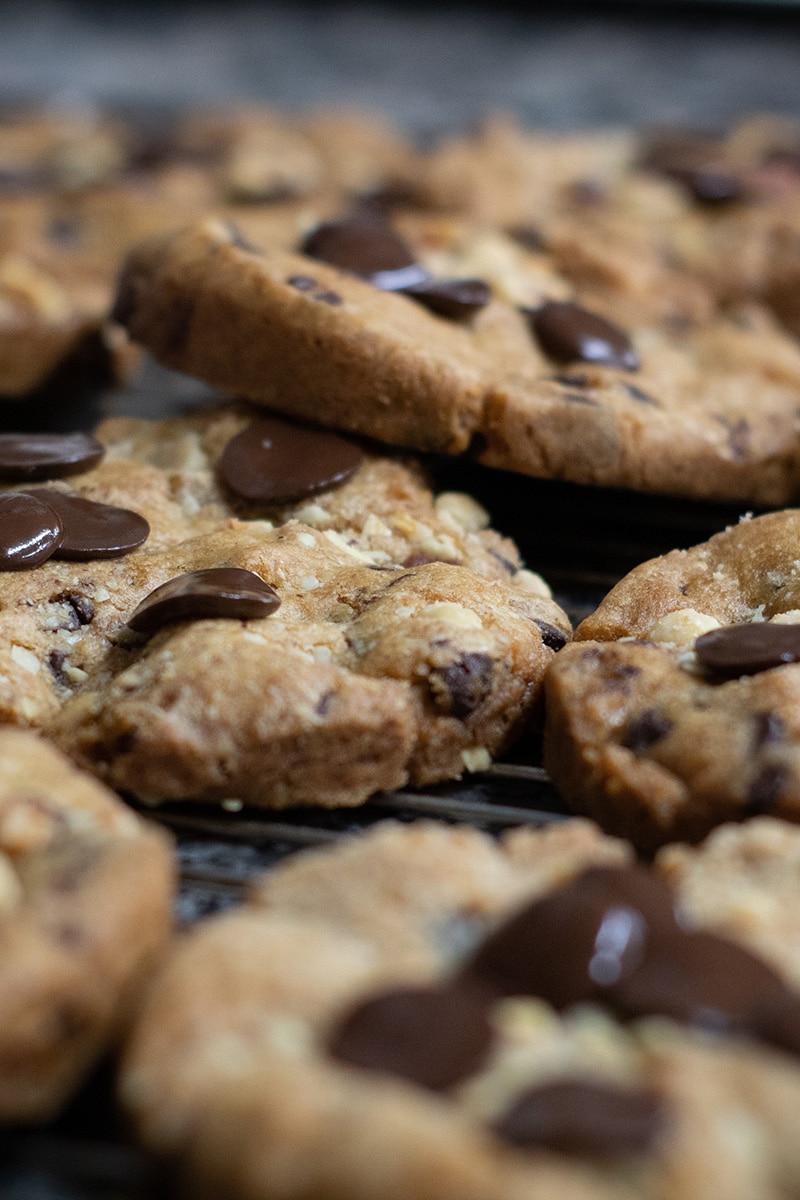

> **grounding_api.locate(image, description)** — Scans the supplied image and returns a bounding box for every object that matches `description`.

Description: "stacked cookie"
[6,105,800,1197]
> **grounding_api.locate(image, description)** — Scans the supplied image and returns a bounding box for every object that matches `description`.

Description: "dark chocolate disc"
[493,1079,666,1157]
[463,866,678,1008]
[525,301,639,371]
[219,417,363,503]
[401,277,491,321]
[0,433,105,482]
[34,489,150,560]
[695,622,800,679]
[301,215,417,279]
[0,491,62,569]
[327,984,493,1091]
[127,568,281,636]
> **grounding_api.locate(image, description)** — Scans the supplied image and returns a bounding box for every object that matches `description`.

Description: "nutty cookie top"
[113,215,800,504]
[0,401,566,808]
[0,727,174,1122]
[545,511,800,849]
[121,817,800,1200]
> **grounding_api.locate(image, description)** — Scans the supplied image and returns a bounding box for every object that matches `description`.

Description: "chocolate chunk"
[613,928,785,1033]
[622,709,673,752]
[430,652,494,718]
[534,620,568,651]
[51,589,95,629]
[746,764,790,815]
[695,623,800,679]
[754,711,785,748]
[0,491,62,569]
[400,278,491,321]
[524,302,639,371]
[287,274,317,291]
[302,215,417,279]
[219,416,363,503]
[328,985,493,1091]
[34,490,149,560]
[47,649,70,687]
[127,568,280,636]
[464,866,678,1008]
[684,167,744,205]
[493,1079,666,1157]
[0,432,104,482]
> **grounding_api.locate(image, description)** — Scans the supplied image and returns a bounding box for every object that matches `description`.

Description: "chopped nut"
[648,608,722,649]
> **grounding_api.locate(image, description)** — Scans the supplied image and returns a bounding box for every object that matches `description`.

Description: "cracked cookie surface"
[0,402,566,807]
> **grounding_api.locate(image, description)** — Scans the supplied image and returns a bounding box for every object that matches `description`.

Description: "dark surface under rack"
[0,360,766,1198]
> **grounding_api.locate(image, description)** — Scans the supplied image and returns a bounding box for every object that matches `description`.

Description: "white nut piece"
[648,608,722,649]
[434,492,490,533]
[770,609,800,625]
[512,569,552,599]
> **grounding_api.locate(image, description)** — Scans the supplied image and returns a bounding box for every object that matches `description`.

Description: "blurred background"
[1,0,799,131]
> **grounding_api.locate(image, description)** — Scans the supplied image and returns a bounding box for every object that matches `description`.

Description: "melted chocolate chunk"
[302,215,417,279]
[400,277,490,321]
[534,620,568,651]
[328,985,493,1091]
[622,709,673,752]
[613,928,785,1032]
[493,1079,666,1157]
[127,568,280,635]
[464,866,678,1008]
[219,416,363,503]
[0,433,104,482]
[34,490,149,560]
[525,302,639,371]
[430,652,494,718]
[0,491,62,569]
[695,623,800,679]
[51,590,95,628]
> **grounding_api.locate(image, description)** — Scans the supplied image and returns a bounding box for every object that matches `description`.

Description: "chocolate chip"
[534,620,568,651]
[746,764,790,815]
[327,984,493,1091]
[754,711,785,748]
[524,302,639,371]
[47,649,70,686]
[315,691,334,717]
[400,277,491,322]
[313,289,343,306]
[33,490,149,560]
[0,492,62,569]
[218,416,363,503]
[0,433,104,482]
[287,274,317,291]
[302,215,417,279]
[684,167,744,205]
[51,590,95,627]
[695,623,800,679]
[613,928,785,1033]
[127,568,281,636]
[493,1080,666,1157]
[464,866,678,1009]
[430,652,494,718]
[622,709,673,752]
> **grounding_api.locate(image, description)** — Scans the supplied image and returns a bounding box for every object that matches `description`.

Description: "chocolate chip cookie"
[545,510,800,850]
[0,402,566,807]
[0,726,174,1121]
[112,214,800,504]
[120,817,800,1200]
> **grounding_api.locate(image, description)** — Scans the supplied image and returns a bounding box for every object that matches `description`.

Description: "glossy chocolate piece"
[464,866,678,1008]
[0,432,104,482]
[695,623,800,679]
[525,301,639,371]
[219,416,363,503]
[401,277,490,321]
[34,489,149,560]
[493,1079,666,1157]
[0,491,62,569]
[302,215,417,280]
[613,928,785,1032]
[127,568,280,635]
[328,984,493,1091]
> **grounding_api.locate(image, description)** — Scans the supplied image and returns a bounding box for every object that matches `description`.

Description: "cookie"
[544,509,800,850]
[112,215,800,504]
[0,402,566,807]
[120,817,800,1200]
[0,726,174,1122]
